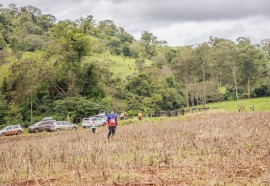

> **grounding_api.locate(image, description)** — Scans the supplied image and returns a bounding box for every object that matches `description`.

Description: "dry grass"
[1,111,270,185]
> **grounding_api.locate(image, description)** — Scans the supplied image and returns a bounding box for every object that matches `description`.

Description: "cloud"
[107,0,270,22]
[1,0,270,46]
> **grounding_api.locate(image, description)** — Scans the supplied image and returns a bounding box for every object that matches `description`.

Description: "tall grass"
[0,111,270,185]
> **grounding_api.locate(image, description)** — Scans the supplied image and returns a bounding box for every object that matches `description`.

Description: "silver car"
[81,117,106,128]
[50,121,77,131]
[0,125,23,136]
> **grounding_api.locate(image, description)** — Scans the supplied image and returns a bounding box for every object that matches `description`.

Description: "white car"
[0,125,23,136]
[82,117,106,128]
[50,121,77,131]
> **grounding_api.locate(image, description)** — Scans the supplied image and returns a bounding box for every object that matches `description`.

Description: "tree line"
[0,4,270,127]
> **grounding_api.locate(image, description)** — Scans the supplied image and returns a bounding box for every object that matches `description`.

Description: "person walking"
[120,112,125,120]
[91,121,96,134]
[138,112,142,120]
[106,109,118,139]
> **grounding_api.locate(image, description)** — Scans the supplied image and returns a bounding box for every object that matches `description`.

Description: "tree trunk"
[219,73,222,87]
[30,94,33,125]
[202,59,206,106]
[232,67,239,101]
[247,79,250,99]
[185,80,189,107]
[191,91,194,106]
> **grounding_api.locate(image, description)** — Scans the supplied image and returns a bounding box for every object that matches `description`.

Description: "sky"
[1,0,270,46]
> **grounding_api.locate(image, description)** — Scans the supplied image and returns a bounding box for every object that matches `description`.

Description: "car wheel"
[72,127,77,130]
[103,122,106,126]
[34,129,39,133]
[0,133,5,137]
[17,130,22,135]
[56,128,60,132]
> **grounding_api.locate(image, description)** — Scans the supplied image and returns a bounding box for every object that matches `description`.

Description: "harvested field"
[1,112,270,185]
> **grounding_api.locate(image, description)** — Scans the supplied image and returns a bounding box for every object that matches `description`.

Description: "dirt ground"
[1,111,270,185]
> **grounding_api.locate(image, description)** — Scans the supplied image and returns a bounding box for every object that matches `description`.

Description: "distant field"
[191,97,270,112]
[1,111,270,185]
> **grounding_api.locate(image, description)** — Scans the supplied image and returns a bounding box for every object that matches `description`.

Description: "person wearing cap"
[106,109,118,138]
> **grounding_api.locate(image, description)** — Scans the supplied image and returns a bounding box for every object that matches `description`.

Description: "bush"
[252,85,270,97]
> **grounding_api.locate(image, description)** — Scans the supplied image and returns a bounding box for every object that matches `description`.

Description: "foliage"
[53,96,104,122]
[0,4,270,126]
[252,85,270,97]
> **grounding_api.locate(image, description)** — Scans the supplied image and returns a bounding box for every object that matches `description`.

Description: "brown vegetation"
[1,112,270,185]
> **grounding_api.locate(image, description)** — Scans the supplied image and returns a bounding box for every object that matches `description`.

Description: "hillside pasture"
[0,111,270,185]
[85,53,152,79]
[193,97,270,112]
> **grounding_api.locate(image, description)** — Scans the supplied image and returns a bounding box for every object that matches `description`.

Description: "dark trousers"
[92,128,96,134]
[108,126,116,138]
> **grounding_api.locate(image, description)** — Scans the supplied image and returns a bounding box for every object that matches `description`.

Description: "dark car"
[28,120,55,133]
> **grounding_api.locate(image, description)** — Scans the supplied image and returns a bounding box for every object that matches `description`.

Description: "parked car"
[0,125,23,136]
[82,117,106,128]
[28,119,55,133]
[50,121,77,131]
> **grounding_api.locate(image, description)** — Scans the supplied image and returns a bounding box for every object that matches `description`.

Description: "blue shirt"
[107,113,117,126]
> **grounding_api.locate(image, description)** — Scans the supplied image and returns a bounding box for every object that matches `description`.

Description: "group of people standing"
[237,104,254,112]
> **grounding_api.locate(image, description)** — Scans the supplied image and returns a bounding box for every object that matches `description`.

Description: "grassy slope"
[85,53,152,79]
[191,97,270,112]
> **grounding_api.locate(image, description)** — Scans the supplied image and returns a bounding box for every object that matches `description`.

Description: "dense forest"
[1,4,270,127]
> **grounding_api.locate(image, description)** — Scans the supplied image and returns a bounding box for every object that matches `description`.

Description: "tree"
[37,14,56,32]
[237,38,261,98]
[195,42,212,105]
[187,81,219,105]
[122,43,132,57]
[0,33,7,49]
[172,46,196,107]
[140,31,158,58]
[107,37,121,55]
[79,63,106,99]
[151,55,167,69]
[97,20,118,39]
[135,59,145,71]
[214,39,239,100]
[47,21,92,96]
[0,92,8,126]
[53,97,104,122]
[5,55,51,124]
[117,27,134,44]
[20,5,42,23]
[77,15,97,35]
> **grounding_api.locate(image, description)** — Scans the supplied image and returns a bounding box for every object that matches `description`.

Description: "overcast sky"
[1,0,270,46]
